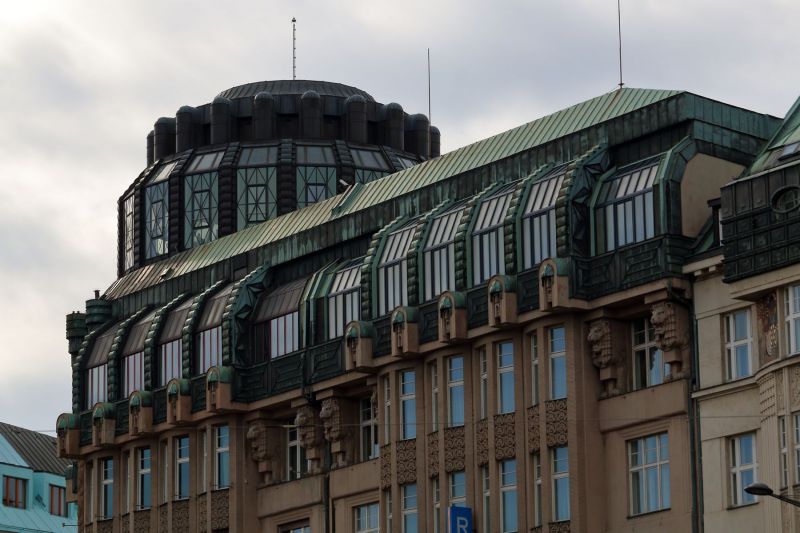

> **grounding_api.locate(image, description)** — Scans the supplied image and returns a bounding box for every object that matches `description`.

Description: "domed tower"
[118,80,440,277]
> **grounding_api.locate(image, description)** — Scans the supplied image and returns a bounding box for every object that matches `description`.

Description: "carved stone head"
[246,421,268,463]
[295,405,322,448]
[319,398,342,442]
[650,302,677,349]
[587,319,614,368]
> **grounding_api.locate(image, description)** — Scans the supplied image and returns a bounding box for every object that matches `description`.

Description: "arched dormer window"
[194,284,234,375]
[423,205,465,301]
[472,186,515,285]
[156,298,194,386]
[297,145,337,208]
[522,168,565,269]
[328,260,362,339]
[184,150,224,249]
[595,159,660,253]
[84,325,119,408]
[251,278,307,361]
[237,145,278,230]
[378,223,416,316]
[144,161,175,259]
[120,311,156,397]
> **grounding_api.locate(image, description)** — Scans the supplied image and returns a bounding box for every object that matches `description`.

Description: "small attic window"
[780,142,800,160]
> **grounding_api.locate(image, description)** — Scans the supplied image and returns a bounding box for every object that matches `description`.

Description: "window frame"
[2,476,26,509]
[521,170,565,269]
[183,170,220,249]
[122,351,145,397]
[49,484,66,517]
[422,206,464,301]
[479,349,488,419]
[401,483,418,533]
[552,446,570,522]
[377,225,415,316]
[786,285,800,355]
[354,501,380,533]
[533,452,542,527]
[360,397,379,461]
[449,470,466,508]
[497,342,515,414]
[137,447,151,510]
[632,318,665,390]
[430,362,439,432]
[101,457,114,519]
[549,326,566,400]
[447,356,465,427]
[400,370,417,440]
[628,432,670,516]
[500,459,518,533]
[174,436,190,500]
[215,425,230,490]
[729,433,757,507]
[327,262,362,339]
[195,325,222,375]
[159,339,182,386]
[471,190,514,286]
[287,427,307,481]
[725,309,752,381]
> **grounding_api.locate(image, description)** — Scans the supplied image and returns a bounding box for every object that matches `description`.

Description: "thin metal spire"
[617,0,624,89]
[292,17,297,80]
[427,48,432,123]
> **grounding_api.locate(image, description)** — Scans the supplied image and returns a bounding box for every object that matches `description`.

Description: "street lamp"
[745,483,800,508]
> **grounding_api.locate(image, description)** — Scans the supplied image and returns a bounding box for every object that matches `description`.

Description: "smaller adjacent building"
[0,422,77,532]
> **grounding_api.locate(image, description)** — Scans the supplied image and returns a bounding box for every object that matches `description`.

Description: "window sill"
[628,507,671,520]
[726,501,759,510]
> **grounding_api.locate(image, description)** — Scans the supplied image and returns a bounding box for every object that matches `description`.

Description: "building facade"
[692,96,800,531]
[0,422,77,531]
[56,80,783,532]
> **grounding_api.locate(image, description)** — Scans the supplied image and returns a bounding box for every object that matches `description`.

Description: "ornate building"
[56,79,782,532]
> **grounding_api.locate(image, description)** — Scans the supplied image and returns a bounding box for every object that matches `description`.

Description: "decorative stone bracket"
[245,419,282,485]
[650,301,691,380]
[320,397,352,469]
[207,366,240,413]
[92,403,116,447]
[166,378,192,425]
[438,291,467,343]
[56,413,80,458]
[539,260,570,311]
[391,307,420,357]
[488,275,518,327]
[128,391,154,436]
[345,321,374,370]
[295,404,325,474]
[587,319,623,398]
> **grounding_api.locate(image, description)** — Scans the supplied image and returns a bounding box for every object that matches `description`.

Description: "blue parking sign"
[448,506,473,533]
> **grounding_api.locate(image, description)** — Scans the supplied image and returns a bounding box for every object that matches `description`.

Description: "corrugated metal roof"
[0,423,70,475]
[196,283,235,331]
[159,296,194,343]
[217,80,375,101]
[106,88,683,300]
[85,322,121,369]
[122,310,157,356]
[253,278,308,323]
[0,434,27,468]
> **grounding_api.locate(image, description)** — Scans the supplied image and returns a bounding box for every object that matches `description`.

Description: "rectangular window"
[49,484,66,516]
[449,470,466,507]
[595,162,658,253]
[423,206,463,301]
[531,334,540,405]
[377,225,414,316]
[137,448,151,510]
[195,326,222,375]
[553,446,570,521]
[497,342,515,414]
[85,363,108,407]
[795,413,800,484]
[472,190,513,285]
[533,452,542,526]
[632,318,665,389]
[725,309,752,380]
[402,483,418,533]
[384,377,392,443]
[328,263,361,339]
[549,327,566,399]
[269,311,300,358]
[433,477,440,533]
[101,458,113,519]
[481,465,490,533]
[730,433,757,507]
[360,397,379,461]
[159,340,182,386]
[787,285,800,355]
[123,194,134,271]
[448,356,465,427]
[780,417,788,489]
[385,489,393,533]
[500,459,518,533]
[355,502,380,533]
[175,436,189,500]
[2,476,26,509]
[237,166,277,230]
[184,171,219,249]
[431,363,439,432]
[144,180,169,259]
[122,351,145,397]
[522,169,565,269]
[479,349,488,419]
[284,526,311,533]
[287,427,307,480]
[401,370,417,440]
[215,426,230,489]
[629,433,670,515]
[296,166,336,207]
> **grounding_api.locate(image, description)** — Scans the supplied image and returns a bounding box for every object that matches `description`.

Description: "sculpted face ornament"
[587,320,613,368]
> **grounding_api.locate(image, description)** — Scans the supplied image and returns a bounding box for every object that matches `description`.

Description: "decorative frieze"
[210,490,230,531]
[527,405,540,452]
[791,366,800,410]
[545,399,568,447]
[549,520,571,533]
[476,419,489,465]
[380,444,392,488]
[199,495,207,531]
[494,413,516,460]
[158,505,168,532]
[757,291,779,365]
[758,373,777,421]
[444,426,465,473]
[396,439,417,485]
[133,509,150,533]
[172,499,189,533]
[97,520,113,533]
[427,431,439,478]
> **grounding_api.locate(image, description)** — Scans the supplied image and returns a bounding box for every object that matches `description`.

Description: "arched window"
[377,223,416,316]
[472,186,514,285]
[522,168,565,269]
[423,205,464,301]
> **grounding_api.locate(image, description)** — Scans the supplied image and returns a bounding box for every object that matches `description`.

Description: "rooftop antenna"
[617,0,624,89]
[427,48,432,123]
[292,17,297,80]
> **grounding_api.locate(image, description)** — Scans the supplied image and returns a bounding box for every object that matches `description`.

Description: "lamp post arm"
[770,493,800,508]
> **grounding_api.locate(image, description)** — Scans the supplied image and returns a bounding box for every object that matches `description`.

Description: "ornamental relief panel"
[444,426,466,473]
[549,520,571,533]
[210,490,230,530]
[159,505,168,532]
[527,405,541,452]
[791,366,800,410]
[133,510,150,533]
[97,520,113,533]
[199,496,207,530]
[494,413,516,460]
[759,373,777,421]
[427,431,439,478]
[777,370,785,410]
[121,514,130,533]
[757,291,779,365]
[396,439,417,485]
[476,419,489,465]
[545,399,568,447]
[380,444,392,488]
[172,499,189,533]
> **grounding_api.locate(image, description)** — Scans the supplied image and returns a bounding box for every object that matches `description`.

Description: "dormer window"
[157,298,193,386]
[237,146,278,230]
[595,160,659,253]
[423,205,464,301]
[251,278,307,361]
[377,223,415,316]
[84,325,118,408]
[351,147,390,184]
[184,151,224,249]
[472,187,514,285]
[328,261,362,339]
[144,162,175,259]
[121,311,155,397]
[522,169,564,269]
[194,285,233,375]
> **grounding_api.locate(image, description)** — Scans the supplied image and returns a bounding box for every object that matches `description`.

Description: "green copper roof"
[107,88,686,300]
[748,95,800,175]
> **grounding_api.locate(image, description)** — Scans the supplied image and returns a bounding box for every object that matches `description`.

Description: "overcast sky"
[1,0,799,433]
